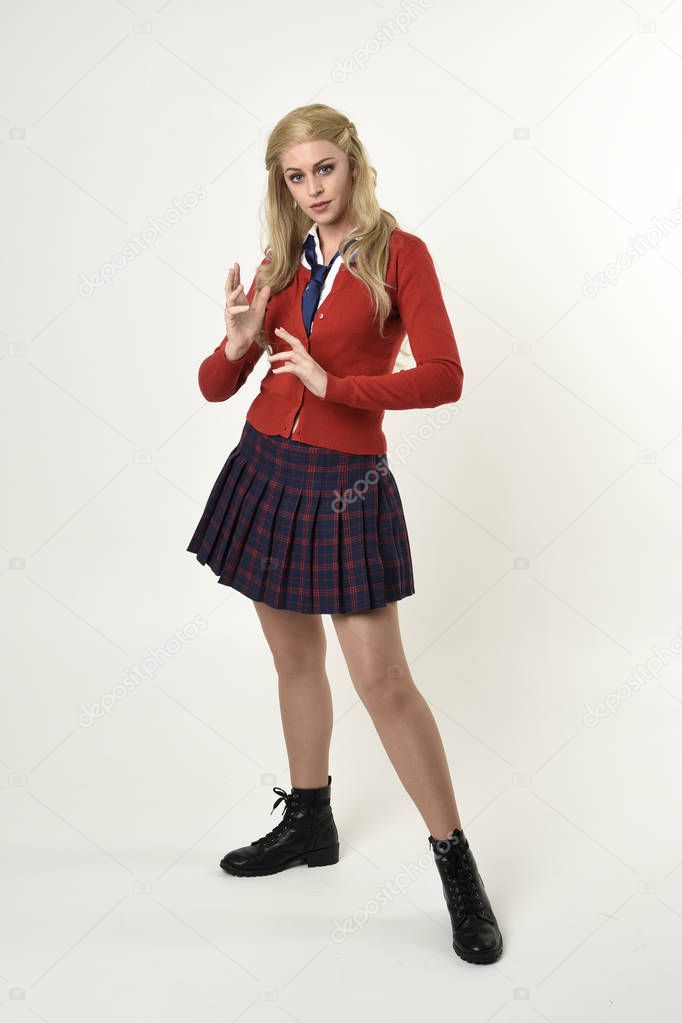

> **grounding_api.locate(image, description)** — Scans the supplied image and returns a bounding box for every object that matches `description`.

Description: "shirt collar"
[301,221,359,267]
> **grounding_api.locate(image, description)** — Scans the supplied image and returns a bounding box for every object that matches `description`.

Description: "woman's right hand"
[223,261,271,360]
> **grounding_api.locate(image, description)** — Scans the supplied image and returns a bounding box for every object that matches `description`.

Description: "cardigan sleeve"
[322,235,463,411]
[197,258,269,402]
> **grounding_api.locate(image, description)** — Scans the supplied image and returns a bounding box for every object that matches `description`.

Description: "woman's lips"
[311,200,331,211]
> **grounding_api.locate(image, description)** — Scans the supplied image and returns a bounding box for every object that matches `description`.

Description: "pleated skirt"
[186,419,415,614]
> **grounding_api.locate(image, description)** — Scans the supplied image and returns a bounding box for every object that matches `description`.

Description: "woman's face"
[280,140,355,227]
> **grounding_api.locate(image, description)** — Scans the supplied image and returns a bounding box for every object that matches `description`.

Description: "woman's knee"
[273,642,326,680]
[354,670,414,714]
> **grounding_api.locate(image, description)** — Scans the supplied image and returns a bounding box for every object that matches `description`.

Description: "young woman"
[186,104,503,965]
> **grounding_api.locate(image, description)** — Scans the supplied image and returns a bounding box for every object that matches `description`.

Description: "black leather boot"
[220,775,340,876]
[428,828,503,964]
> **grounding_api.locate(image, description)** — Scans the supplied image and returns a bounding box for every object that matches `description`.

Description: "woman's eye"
[289,164,334,184]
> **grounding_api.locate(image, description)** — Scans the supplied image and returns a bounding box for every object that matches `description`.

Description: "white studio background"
[3,1,682,1020]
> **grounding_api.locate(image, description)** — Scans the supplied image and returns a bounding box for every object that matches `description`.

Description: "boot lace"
[251,787,302,849]
[433,840,490,922]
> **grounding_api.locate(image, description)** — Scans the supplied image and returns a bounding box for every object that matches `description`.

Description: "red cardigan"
[197,228,464,455]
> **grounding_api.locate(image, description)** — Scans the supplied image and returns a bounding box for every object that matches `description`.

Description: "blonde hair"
[252,103,412,368]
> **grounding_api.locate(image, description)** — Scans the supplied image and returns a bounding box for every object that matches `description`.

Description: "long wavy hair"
[251,103,413,367]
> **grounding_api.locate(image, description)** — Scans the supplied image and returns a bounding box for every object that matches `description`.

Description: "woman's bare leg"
[330,601,461,840]
[252,600,332,789]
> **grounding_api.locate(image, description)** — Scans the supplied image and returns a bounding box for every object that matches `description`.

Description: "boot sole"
[453,936,503,965]
[220,843,340,877]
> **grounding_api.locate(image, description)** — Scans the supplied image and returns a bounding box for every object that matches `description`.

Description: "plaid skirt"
[186,419,415,614]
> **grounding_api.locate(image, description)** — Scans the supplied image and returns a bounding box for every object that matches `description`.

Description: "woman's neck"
[317,222,358,265]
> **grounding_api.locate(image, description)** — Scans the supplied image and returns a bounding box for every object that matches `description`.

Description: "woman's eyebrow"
[284,158,336,172]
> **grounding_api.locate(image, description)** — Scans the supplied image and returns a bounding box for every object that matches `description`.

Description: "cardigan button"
[319,312,324,319]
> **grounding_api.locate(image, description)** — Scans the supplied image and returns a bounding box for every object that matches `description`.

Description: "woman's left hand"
[269,326,328,399]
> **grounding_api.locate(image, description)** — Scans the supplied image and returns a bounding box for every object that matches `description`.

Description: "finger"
[255,283,271,314]
[224,267,234,299]
[268,350,293,362]
[225,263,241,299]
[227,283,247,305]
[226,304,250,315]
[274,326,300,345]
